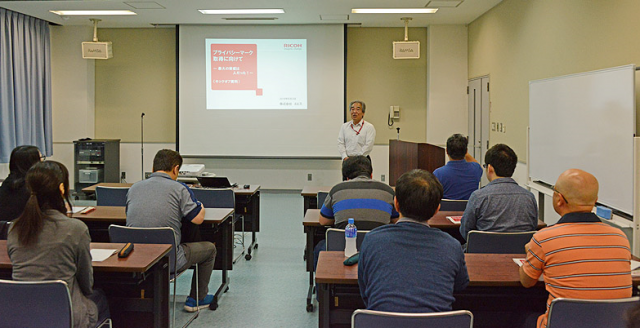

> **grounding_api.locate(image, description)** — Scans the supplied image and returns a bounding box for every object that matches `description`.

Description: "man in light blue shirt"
[460,144,538,241]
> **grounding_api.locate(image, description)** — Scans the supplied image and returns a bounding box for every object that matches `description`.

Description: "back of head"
[8,145,41,189]
[395,169,443,221]
[555,169,599,208]
[13,161,70,246]
[446,134,468,160]
[342,156,373,180]
[153,149,183,172]
[484,144,517,177]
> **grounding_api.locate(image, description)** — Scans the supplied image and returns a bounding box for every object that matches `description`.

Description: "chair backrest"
[440,199,468,211]
[192,188,235,208]
[547,297,640,328]
[0,279,73,328]
[325,228,370,251]
[108,225,178,274]
[96,186,129,206]
[317,191,329,209]
[352,309,473,328]
[0,221,10,240]
[466,230,536,254]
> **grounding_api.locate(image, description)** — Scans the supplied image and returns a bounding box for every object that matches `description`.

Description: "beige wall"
[95,28,176,143]
[347,27,427,145]
[469,0,640,161]
[426,25,468,147]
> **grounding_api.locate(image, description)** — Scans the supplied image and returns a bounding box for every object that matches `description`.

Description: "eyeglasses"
[40,155,46,161]
[482,163,488,169]
[552,185,569,204]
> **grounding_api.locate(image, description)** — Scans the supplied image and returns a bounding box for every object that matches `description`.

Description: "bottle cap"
[348,218,354,224]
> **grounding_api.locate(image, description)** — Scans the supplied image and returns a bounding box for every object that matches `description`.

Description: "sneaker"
[184,294,214,312]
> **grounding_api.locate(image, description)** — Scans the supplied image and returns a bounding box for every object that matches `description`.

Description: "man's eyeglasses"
[552,185,569,204]
[40,155,46,161]
[482,163,488,169]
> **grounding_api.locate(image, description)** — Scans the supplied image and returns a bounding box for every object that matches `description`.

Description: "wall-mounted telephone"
[388,106,400,126]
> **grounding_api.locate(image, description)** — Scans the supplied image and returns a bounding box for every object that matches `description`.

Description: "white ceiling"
[0,0,502,28]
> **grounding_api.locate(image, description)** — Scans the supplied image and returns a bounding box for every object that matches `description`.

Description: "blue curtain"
[0,8,52,163]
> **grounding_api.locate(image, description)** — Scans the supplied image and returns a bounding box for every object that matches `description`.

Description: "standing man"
[433,134,483,200]
[460,143,537,241]
[520,169,632,328]
[338,100,376,180]
[126,149,217,312]
[358,169,469,312]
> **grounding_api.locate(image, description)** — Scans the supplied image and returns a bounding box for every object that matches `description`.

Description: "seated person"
[126,149,216,312]
[313,156,399,270]
[358,169,469,312]
[7,161,109,328]
[520,169,632,328]
[0,145,43,222]
[460,143,537,241]
[433,134,483,200]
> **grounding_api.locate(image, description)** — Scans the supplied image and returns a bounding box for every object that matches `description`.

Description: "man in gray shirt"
[460,144,538,241]
[126,149,216,312]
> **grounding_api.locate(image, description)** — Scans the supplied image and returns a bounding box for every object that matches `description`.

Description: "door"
[468,76,490,186]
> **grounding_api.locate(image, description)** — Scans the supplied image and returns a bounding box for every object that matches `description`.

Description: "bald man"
[519,169,632,328]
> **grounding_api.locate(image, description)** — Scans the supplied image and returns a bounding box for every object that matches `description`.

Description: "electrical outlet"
[307,173,312,181]
[120,172,126,180]
[381,174,386,182]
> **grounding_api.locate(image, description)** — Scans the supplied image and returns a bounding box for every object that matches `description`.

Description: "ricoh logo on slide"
[283,43,303,50]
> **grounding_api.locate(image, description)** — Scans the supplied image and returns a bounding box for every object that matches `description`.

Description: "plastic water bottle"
[344,218,358,257]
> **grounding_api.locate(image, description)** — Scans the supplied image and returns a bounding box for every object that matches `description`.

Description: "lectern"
[389,140,445,185]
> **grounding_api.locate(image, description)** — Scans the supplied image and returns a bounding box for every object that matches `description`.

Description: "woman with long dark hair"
[7,161,109,328]
[0,145,42,221]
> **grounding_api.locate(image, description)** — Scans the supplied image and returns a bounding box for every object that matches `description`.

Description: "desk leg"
[153,255,170,328]
[304,225,316,312]
[210,214,232,311]
[245,191,260,260]
[318,283,330,328]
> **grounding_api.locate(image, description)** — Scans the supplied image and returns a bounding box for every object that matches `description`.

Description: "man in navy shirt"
[433,134,483,200]
[358,169,469,313]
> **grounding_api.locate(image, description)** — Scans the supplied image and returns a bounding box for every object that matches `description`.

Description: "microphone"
[396,127,400,141]
[141,112,145,118]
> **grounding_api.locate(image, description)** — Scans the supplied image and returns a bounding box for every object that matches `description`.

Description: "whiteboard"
[529,65,636,215]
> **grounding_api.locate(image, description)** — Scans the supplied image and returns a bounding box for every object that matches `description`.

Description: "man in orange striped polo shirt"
[519,169,632,328]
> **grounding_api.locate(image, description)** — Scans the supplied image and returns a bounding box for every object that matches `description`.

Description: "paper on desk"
[67,207,87,214]
[446,216,462,224]
[91,249,117,262]
[513,258,552,282]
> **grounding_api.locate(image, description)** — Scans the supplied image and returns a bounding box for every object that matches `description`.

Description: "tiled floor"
[172,191,319,327]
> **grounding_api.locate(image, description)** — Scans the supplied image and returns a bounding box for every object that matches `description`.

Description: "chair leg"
[173,278,177,328]
[181,265,199,328]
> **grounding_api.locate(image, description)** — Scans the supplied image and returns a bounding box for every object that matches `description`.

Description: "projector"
[393,41,420,59]
[178,164,205,177]
[82,42,113,60]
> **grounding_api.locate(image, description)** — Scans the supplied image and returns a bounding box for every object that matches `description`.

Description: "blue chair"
[192,188,248,262]
[0,279,112,328]
[108,225,199,328]
[352,309,473,328]
[546,297,640,328]
[95,186,129,206]
[440,199,468,211]
[0,221,10,240]
[465,230,535,254]
[317,191,329,209]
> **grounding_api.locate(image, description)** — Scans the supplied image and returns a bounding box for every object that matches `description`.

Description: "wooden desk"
[83,182,261,260]
[315,251,640,328]
[71,206,234,310]
[0,241,171,328]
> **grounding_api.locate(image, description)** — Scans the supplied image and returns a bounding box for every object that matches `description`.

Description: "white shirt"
[337,120,376,160]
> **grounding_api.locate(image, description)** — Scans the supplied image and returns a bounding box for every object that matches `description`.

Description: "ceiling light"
[50,10,137,16]
[199,9,285,15]
[351,8,438,14]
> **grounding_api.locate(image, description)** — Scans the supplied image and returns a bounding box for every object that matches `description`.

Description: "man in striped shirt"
[519,169,632,328]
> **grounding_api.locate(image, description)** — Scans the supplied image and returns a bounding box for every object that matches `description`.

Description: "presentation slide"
[178,25,345,158]
[205,39,307,110]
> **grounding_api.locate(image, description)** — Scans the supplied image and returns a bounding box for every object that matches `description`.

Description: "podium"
[389,140,445,185]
